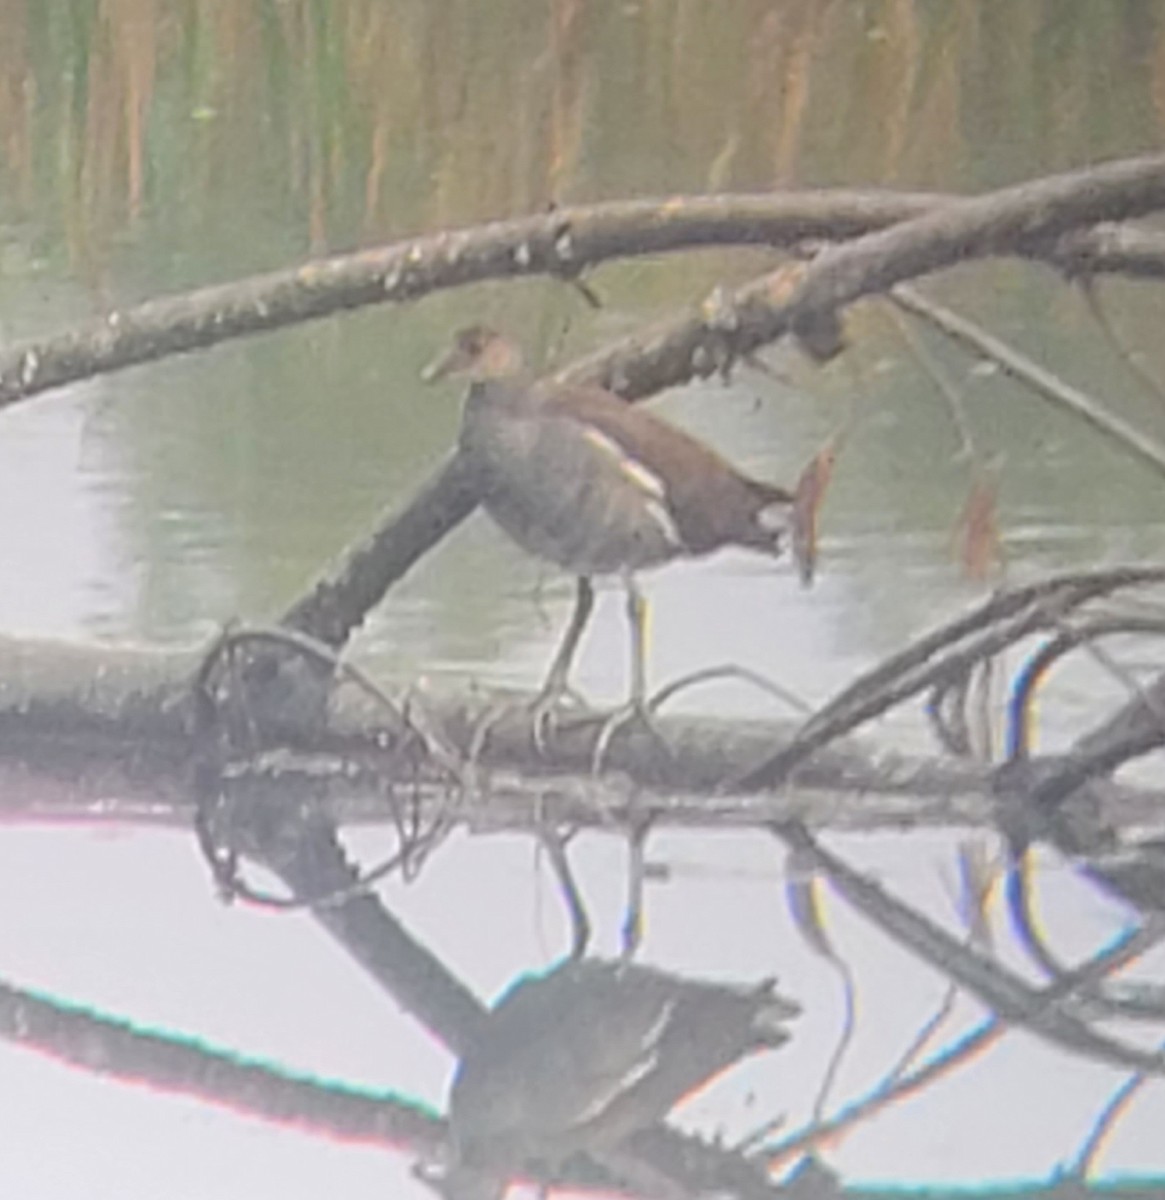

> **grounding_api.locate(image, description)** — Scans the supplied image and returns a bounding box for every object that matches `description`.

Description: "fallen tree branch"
[0,190,943,407]
[3,630,1165,841]
[729,567,1165,791]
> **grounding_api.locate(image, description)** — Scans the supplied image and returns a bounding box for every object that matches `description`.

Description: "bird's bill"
[422,327,523,383]
[420,343,469,383]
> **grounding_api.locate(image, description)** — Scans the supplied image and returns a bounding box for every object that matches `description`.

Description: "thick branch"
[233,792,487,1053]
[0,632,1161,842]
[0,191,941,406]
[559,154,1165,400]
[1,163,1164,411]
[280,452,482,646]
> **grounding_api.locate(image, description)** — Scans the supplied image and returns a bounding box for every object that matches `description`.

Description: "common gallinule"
[422,326,794,729]
[442,958,800,1198]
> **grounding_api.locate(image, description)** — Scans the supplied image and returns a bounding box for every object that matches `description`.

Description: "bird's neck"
[466,374,537,415]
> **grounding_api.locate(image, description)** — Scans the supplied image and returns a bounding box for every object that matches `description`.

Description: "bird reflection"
[437,958,800,1199]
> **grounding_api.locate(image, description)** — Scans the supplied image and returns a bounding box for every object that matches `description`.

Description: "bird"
[441,958,800,1199]
[422,325,795,731]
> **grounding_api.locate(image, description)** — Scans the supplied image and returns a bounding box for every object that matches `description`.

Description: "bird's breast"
[459,402,683,576]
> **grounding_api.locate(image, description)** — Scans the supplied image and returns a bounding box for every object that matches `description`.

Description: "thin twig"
[891,283,1165,481]
[885,301,978,461]
[1076,276,1165,410]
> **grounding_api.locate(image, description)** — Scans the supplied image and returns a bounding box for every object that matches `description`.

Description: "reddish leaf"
[791,434,842,586]
[955,472,1003,582]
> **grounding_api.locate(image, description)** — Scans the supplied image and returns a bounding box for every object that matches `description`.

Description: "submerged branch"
[1,629,1163,841]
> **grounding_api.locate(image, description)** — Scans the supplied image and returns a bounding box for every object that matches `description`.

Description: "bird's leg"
[540,576,595,697]
[620,819,653,959]
[538,827,591,961]
[591,575,672,775]
[467,578,595,765]
[531,576,595,752]
[627,574,648,708]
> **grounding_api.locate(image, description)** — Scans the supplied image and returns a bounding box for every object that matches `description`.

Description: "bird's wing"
[539,383,791,553]
[451,971,680,1146]
[569,997,675,1125]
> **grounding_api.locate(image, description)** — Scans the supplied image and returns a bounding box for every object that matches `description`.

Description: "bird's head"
[421,326,525,384]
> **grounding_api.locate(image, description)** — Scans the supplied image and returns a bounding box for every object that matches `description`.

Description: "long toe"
[530,680,590,755]
[590,699,672,777]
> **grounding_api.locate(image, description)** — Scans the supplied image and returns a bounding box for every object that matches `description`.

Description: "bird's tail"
[744,480,795,554]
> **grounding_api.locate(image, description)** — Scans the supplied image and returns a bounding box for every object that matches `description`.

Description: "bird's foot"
[466,699,511,774]
[530,680,591,755]
[537,827,591,960]
[466,683,592,767]
[590,698,672,777]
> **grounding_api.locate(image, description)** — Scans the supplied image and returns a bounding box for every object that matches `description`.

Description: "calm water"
[0,4,1164,1197]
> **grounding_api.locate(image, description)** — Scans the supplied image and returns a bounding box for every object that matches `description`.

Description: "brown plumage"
[529,380,793,556]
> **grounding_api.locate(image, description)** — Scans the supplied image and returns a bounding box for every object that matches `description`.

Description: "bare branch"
[890,285,1165,481]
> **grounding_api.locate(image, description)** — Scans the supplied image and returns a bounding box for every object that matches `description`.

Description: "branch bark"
[0,190,942,407]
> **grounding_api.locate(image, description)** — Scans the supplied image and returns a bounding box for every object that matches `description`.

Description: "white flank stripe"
[646,499,683,547]
[581,427,667,499]
[756,501,788,533]
[572,998,676,1125]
